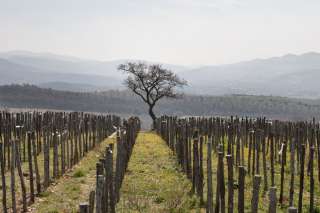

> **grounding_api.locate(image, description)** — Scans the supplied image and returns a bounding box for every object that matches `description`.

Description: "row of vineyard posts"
[156,116,320,213]
[78,116,140,213]
[0,111,121,213]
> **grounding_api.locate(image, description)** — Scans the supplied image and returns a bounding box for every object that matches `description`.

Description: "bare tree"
[118,62,187,127]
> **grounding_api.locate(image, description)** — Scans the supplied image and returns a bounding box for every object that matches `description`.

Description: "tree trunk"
[148,105,156,129]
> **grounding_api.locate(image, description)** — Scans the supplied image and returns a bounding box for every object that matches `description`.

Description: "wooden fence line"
[155,115,319,212]
[79,117,140,213]
[0,111,120,213]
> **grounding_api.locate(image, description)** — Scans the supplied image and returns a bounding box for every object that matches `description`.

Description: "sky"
[1,0,320,65]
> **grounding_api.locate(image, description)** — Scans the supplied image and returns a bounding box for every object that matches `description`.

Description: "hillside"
[1,84,320,121]
[2,51,320,98]
[182,52,320,98]
[0,51,188,91]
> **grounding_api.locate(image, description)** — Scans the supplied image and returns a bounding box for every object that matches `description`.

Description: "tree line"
[2,84,320,121]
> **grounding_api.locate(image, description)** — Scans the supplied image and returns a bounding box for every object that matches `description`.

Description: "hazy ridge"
[1,51,320,98]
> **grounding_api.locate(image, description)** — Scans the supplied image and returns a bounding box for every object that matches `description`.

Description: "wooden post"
[248,131,252,175]
[192,133,199,194]
[183,124,188,176]
[238,166,246,213]
[215,151,225,213]
[44,131,50,188]
[226,154,233,213]
[255,132,260,175]
[309,145,314,213]
[114,133,122,203]
[279,141,287,204]
[236,129,241,167]
[10,140,17,213]
[89,190,95,213]
[31,132,41,194]
[270,135,275,186]
[317,130,320,184]
[27,132,35,203]
[288,207,298,213]
[289,137,295,206]
[15,140,27,212]
[107,146,115,213]
[61,133,66,174]
[0,143,7,213]
[95,175,104,213]
[53,132,59,178]
[262,136,268,192]
[207,138,213,213]
[298,144,305,213]
[251,175,261,213]
[199,136,204,205]
[79,203,89,213]
[66,131,70,169]
[268,187,277,213]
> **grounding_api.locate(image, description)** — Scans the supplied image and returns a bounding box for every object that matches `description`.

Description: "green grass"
[73,169,85,178]
[116,132,201,213]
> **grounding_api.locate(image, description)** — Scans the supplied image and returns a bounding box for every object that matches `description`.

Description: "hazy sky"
[1,0,320,65]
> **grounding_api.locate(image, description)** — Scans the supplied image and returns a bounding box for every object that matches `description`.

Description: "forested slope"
[1,84,320,120]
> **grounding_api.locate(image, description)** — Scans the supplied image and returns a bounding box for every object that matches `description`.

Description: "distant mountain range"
[0,51,189,92]
[1,50,320,98]
[181,52,320,98]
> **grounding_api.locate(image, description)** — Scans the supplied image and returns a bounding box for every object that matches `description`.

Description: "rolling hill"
[1,51,320,98]
[181,52,320,98]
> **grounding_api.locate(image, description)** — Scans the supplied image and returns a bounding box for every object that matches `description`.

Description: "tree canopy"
[118,62,187,126]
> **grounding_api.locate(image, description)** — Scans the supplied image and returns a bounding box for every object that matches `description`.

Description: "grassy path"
[28,134,116,213]
[116,132,200,213]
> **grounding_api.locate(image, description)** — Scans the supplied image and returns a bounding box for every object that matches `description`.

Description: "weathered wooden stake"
[288,207,298,213]
[11,140,17,213]
[238,166,246,213]
[0,143,7,213]
[44,131,50,188]
[95,175,104,213]
[226,154,233,213]
[89,190,95,213]
[79,203,89,213]
[298,144,305,213]
[15,140,27,212]
[251,175,261,213]
[289,138,295,206]
[27,132,35,203]
[199,136,204,205]
[31,132,41,194]
[207,138,213,213]
[268,187,277,213]
[279,141,287,204]
[309,145,314,213]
